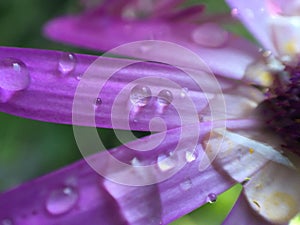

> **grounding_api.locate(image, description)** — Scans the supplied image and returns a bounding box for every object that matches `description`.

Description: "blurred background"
[0,1,295,225]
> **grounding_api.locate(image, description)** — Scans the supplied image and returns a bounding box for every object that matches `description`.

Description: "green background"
[0,0,297,225]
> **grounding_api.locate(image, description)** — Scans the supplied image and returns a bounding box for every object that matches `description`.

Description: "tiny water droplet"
[192,23,229,48]
[46,186,78,215]
[185,151,196,163]
[157,154,176,172]
[180,178,193,191]
[1,219,13,225]
[231,8,239,17]
[180,87,189,98]
[94,98,102,107]
[58,52,77,76]
[207,193,217,203]
[131,157,141,166]
[157,89,173,106]
[130,85,152,107]
[76,74,83,80]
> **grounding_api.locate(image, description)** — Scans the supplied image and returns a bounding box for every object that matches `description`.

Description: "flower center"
[257,62,300,156]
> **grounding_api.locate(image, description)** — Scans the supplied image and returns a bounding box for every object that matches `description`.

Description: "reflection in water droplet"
[207,193,217,203]
[192,23,229,48]
[76,74,82,80]
[131,157,141,166]
[0,58,31,103]
[180,178,193,191]
[157,154,176,172]
[58,52,77,76]
[185,151,196,163]
[46,186,78,215]
[130,85,152,107]
[1,219,13,225]
[157,89,173,106]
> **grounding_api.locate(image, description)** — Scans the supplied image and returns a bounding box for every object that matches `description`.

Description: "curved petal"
[44,16,260,80]
[226,0,277,54]
[244,161,300,224]
[0,124,233,225]
[222,194,275,225]
[0,47,228,131]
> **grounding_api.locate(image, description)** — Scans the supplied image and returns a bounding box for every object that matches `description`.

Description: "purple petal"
[222,194,275,225]
[44,15,260,80]
[0,47,227,131]
[226,0,277,54]
[0,124,233,225]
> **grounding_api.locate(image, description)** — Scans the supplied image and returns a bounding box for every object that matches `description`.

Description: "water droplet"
[75,74,83,80]
[58,52,77,76]
[1,219,13,225]
[192,23,229,48]
[130,85,152,107]
[207,193,217,203]
[46,186,78,215]
[157,89,173,106]
[131,157,141,166]
[180,178,193,191]
[157,154,176,172]
[0,58,30,91]
[185,151,196,163]
[180,87,189,98]
[231,8,239,17]
[0,58,31,103]
[94,98,102,107]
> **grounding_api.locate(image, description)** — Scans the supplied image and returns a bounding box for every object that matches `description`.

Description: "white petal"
[244,162,300,224]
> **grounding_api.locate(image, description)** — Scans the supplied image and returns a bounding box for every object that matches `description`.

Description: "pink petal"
[0,47,227,131]
[0,124,233,224]
[226,0,277,54]
[44,15,260,80]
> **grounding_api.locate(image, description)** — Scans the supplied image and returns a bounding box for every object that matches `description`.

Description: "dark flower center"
[257,63,300,156]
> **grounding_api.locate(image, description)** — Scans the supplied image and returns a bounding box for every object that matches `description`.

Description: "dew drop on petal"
[58,52,77,76]
[157,89,173,106]
[0,58,31,103]
[1,219,13,225]
[207,193,217,203]
[192,23,229,48]
[157,154,176,172]
[130,85,152,107]
[180,178,193,191]
[46,186,78,215]
[0,58,30,91]
[180,87,189,98]
[185,151,196,163]
[231,8,239,17]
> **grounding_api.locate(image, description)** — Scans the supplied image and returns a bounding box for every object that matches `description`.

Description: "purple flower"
[0,1,299,225]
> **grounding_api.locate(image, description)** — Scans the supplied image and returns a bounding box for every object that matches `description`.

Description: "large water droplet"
[207,193,217,203]
[180,178,193,191]
[192,23,229,48]
[0,58,30,91]
[157,89,173,106]
[46,186,78,215]
[58,52,77,76]
[1,219,13,225]
[130,85,152,107]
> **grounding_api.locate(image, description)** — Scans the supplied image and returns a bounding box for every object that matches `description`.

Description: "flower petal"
[244,161,300,224]
[226,0,277,54]
[44,15,260,80]
[0,47,226,131]
[0,124,233,225]
[222,194,274,225]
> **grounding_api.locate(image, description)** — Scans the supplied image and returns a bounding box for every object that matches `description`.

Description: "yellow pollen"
[258,71,273,86]
[284,40,297,54]
[249,148,255,154]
